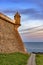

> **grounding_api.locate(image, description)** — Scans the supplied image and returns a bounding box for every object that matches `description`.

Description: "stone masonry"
[0,12,25,53]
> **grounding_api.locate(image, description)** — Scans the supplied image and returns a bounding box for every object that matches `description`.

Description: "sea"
[24,42,43,53]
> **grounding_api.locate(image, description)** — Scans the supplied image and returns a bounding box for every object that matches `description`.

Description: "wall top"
[0,12,21,26]
[14,12,21,17]
[0,12,15,24]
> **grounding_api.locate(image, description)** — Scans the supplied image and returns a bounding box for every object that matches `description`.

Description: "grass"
[0,52,30,65]
[36,54,43,65]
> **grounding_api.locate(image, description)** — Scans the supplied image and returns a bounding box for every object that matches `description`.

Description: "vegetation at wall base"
[0,52,29,65]
[36,54,43,65]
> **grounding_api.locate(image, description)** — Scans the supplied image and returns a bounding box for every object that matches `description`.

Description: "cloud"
[20,8,38,14]
[1,9,16,14]
[2,8,43,20]
[21,8,43,19]
[19,25,43,33]
[20,32,43,42]
[0,0,43,20]
[1,8,37,14]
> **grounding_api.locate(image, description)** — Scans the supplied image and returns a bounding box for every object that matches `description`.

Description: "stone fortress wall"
[0,12,25,53]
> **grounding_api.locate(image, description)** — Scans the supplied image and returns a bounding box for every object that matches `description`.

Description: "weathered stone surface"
[0,13,25,53]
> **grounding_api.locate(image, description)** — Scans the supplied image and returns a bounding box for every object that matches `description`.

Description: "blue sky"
[0,0,43,42]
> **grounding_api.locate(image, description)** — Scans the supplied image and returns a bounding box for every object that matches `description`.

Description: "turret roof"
[14,12,21,17]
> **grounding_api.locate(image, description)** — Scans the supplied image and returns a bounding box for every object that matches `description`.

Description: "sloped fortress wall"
[0,13,25,53]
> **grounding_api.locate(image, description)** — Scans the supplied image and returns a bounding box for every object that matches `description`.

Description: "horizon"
[0,0,43,42]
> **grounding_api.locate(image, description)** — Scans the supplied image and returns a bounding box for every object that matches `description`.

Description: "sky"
[0,0,43,42]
